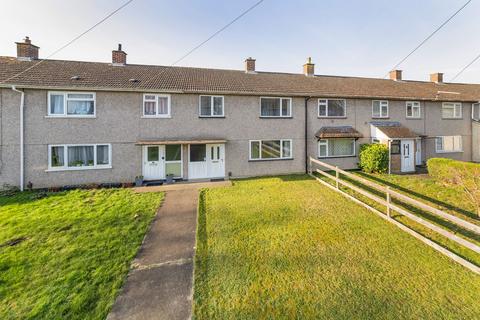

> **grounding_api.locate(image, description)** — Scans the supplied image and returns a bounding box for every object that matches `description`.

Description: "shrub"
[359,143,389,173]
[427,158,480,216]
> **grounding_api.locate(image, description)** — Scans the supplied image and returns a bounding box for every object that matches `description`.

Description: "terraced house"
[1,37,480,190]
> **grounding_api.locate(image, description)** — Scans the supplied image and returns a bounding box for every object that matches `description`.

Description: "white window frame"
[260,97,292,118]
[435,136,463,153]
[472,102,480,121]
[318,138,356,158]
[249,139,293,160]
[47,91,96,118]
[372,100,389,118]
[47,143,112,171]
[198,95,225,117]
[406,101,421,119]
[318,99,347,118]
[142,94,171,118]
[442,102,462,119]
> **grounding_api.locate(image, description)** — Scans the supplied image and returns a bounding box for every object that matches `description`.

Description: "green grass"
[0,188,163,320]
[194,175,480,319]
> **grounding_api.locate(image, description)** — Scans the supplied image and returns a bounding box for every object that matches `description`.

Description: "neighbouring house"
[1,37,480,189]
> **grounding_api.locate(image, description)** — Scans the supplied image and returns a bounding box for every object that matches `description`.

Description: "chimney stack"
[112,44,127,66]
[16,36,39,61]
[389,70,402,81]
[303,57,315,77]
[245,57,256,73]
[430,72,443,84]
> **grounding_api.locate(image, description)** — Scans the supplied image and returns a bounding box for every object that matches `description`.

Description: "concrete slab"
[107,187,203,320]
[134,180,231,193]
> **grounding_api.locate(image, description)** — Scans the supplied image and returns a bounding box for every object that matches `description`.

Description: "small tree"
[359,143,389,173]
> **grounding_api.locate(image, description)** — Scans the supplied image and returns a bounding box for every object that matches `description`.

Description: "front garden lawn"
[194,175,480,319]
[0,188,163,320]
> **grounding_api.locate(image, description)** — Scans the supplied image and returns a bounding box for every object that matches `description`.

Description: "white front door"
[143,145,165,180]
[415,139,422,165]
[207,144,225,178]
[401,140,415,172]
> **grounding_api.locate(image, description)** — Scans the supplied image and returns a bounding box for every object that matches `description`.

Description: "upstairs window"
[406,101,421,118]
[442,102,462,119]
[199,95,224,117]
[372,100,388,118]
[260,97,292,117]
[436,136,462,153]
[143,94,171,117]
[48,92,95,117]
[318,99,346,117]
[250,139,292,160]
[473,103,480,121]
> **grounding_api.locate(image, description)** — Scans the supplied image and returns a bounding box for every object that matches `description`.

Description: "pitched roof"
[1,56,480,101]
[371,122,419,139]
[315,126,363,139]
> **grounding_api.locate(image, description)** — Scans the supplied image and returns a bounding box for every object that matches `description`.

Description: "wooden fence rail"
[309,157,480,274]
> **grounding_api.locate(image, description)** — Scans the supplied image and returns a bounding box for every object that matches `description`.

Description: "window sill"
[46,166,112,172]
[371,117,389,119]
[317,116,347,119]
[406,117,422,120]
[318,155,356,159]
[199,116,225,118]
[45,115,96,119]
[248,158,294,162]
[435,151,463,154]
[441,117,463,120]
[259,116,293,119]
[141,116,171,119]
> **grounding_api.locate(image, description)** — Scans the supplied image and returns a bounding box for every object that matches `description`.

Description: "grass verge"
[0,188,163,320]
[193,175,480,319]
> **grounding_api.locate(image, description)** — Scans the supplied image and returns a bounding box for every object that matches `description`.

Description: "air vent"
[70,75,80,80]
[129,78,139,83]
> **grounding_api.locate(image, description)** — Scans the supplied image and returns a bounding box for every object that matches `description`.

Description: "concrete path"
[107,188,199,320]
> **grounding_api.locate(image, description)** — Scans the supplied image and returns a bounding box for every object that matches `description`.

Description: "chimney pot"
[389,70,402,81]
[15,36,39,61]
[112,43,127,66]
[245,57,256,73]
[303,57,315,77]
[430,72,443,83]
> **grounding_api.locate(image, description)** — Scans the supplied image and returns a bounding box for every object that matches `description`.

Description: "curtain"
[261,98,280,116]
[67,101,94,115]
[144,101,156,115]
[50,95,64,114]
[200,96,211,116]
[97,145,109,165]
[68,146,94,167]
[51,146,64,167]
[330,139,354,156]
[158,97,168,115]
[213,97,223,115]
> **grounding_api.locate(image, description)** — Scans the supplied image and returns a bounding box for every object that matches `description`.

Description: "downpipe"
[11,86,24,191]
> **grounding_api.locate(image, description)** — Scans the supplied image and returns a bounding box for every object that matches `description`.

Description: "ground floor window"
[318,139,355,158]
[390,140,401,154]
[49,144,111,170]
[435,136,462,153]
[249,139,292,160]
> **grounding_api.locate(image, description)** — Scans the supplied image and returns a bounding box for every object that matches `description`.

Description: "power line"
[384,0,472,78]
[450,52,480,82]
[0,0,135,85]
[140,0,265,88]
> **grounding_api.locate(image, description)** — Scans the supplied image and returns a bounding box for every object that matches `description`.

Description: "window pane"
[165,163,182,177]
[473,103,480,120]
[145,95,156,101]
[381,102,388,117]
[390,141,400,154]
[282,140,291,158]
[68,146,94,167]
[454,104,462,118]
[166,144,181,161]
[281,99,290,116]
[372,101,380,117]
[318,100,327,116]
[318,141,327,157]
[200,96,212,116]
[144,101,156,115]
[251,141,260,159]
[50,94,64,114]
[442,104,455,118]
[330,139,354,156]
[190,144,206,162]
[97,145,109,165]
[261,98,280,116]
[147,147,159,161]
[51,146,64,167]
[436,137,443,151]
[261,140,281,158]
[67,100,94,115]
[67,93,94,99]
[328,100,345,117]
[213,97,223,115]
[158,97,169,115]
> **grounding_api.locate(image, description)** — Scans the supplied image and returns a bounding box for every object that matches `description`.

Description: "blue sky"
[1,0,479,82]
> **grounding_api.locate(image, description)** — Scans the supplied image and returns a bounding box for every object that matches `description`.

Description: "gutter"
[304,97,312,173]
[11,86,24,191]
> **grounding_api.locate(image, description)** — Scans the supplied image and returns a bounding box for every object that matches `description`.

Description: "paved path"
[108,180,230,320]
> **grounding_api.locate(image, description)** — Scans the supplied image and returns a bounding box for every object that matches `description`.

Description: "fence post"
[386,186,391,217]
[335,166,339,189]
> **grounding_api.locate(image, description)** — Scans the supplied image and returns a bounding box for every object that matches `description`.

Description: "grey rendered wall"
[1,89,306,188]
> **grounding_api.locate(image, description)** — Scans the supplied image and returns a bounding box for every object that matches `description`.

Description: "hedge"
[427,158,480,184]
[359,143,389,173]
